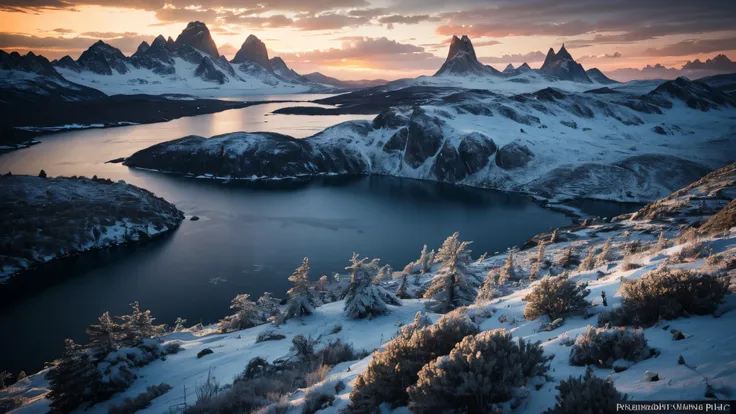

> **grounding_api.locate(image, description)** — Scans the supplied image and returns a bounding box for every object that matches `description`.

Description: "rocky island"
[0,174,184,283]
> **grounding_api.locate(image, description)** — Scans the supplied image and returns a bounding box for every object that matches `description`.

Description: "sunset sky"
[1,0,735,80]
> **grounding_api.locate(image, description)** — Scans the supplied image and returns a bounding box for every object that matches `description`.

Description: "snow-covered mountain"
[434,35,502,77]
[42,21,331,97]
[539,44,592,83]
[0,50,105,103]
[123,76,736,203]
[303,72,388,89]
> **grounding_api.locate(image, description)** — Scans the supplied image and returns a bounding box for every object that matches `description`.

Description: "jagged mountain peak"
[151,35,167,48]
[232,34,272,72]
[539,43,591,83]
[503,63,515,73]
[134,41,150,57]
[518,62,531,71]
[447,34,477,61]
[435,34,500,77]
[174,21,219,57]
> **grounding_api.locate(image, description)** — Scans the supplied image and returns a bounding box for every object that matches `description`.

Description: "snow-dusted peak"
[232,34,272,72]
[503,63,516,73]
[174,21,219,58]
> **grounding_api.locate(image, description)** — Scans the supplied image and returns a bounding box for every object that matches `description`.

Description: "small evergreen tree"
[578,246,596,272]
[559,247,574,268]
[218,294,263,332]
[284,258,317,319]
[117,302,163,346]
[256,292,282,322]
[530,241,547,280]
[550,228,559,243]
[655,232,668,252]
[47,339,102,413]
[173,317,187,332]
[396,273,410,299]
[85,311,122,358]
[376,264,393,282]
[595,238,613,267]
[418,245,432,273]
[344,253,401,319]
[424,235,475,312]
[499,252,516,284]
[476,269,498,302]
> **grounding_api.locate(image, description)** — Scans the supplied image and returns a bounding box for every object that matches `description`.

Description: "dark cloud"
[52,28,75,33]
[347,7,388,18]
[0,0,365,13]
[377,14,433,25]
[643,37,736,57]
[292,13,370,30]
[429,0,736,44]
[478,50,546,64]
[79,31,140,38]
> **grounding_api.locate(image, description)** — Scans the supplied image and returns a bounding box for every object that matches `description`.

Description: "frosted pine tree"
[344,253,401,319]
[118,301,163,346]
[219,294,263,332]
[376,264,393,282]
[256,292,282,323]
[396,273,410,299]
[85,311,122,357]
[499,252,516,284]
[424,235,475,312]
[285,258,317,320]
[530,241,547,280]
[595,238,613,267]
[418,245,433,273]
[46,339,102,413]
[173,317,187,332]
[578,246,596,271]
[476,269,498,302]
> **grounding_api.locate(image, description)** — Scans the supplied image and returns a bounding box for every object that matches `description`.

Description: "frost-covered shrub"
[476,269,499,301]
[343,253,401,319]
[0,396,25,413]
[499,252,516,283]
[666,241,710,264]
[347,313,479,411]
[530,241,547,279]
[256,330,286,343]
[107,383,172,414]
[569,326,650,368]
[407,329,551,413]
[595,238,614,267]
[256,292,282,323]
[612,268,728,326]
[544,367,627,414]
[291,334,319,362]
[397,311,432,340]
[558,247,577,268]
[395,273,410,298]
[302,379,343,414]
[523,275,589,320]
[218,294,263,332]
[315,339,368,367]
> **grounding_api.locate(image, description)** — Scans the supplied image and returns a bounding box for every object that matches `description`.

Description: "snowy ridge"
[5,164,735,413]
[124,78,736,203]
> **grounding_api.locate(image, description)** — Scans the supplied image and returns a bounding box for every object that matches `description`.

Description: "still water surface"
[0,97,635,374]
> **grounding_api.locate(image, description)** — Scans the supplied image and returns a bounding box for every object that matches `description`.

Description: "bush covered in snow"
[343,253,401,319]
[569,326,651,368]
[544,367,627,414]
[407,329,551,413]
[107,383,172,414]
[603,268,728,326]
[523,275,589,321]
[347,313,479,411]
[315,339,368,367]
[302,379,345,414]
[255,330,286,343]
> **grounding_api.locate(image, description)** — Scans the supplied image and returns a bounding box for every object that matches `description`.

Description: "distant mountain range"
[432,35,617,85]
[608,54,736,82]
[1,21,388,101]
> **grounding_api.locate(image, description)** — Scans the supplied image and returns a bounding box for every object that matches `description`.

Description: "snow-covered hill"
[122,76,736,203]
[4,164,734,414]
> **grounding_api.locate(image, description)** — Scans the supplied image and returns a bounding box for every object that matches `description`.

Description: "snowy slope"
[123,78,736,203]
[5,164,735,414]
